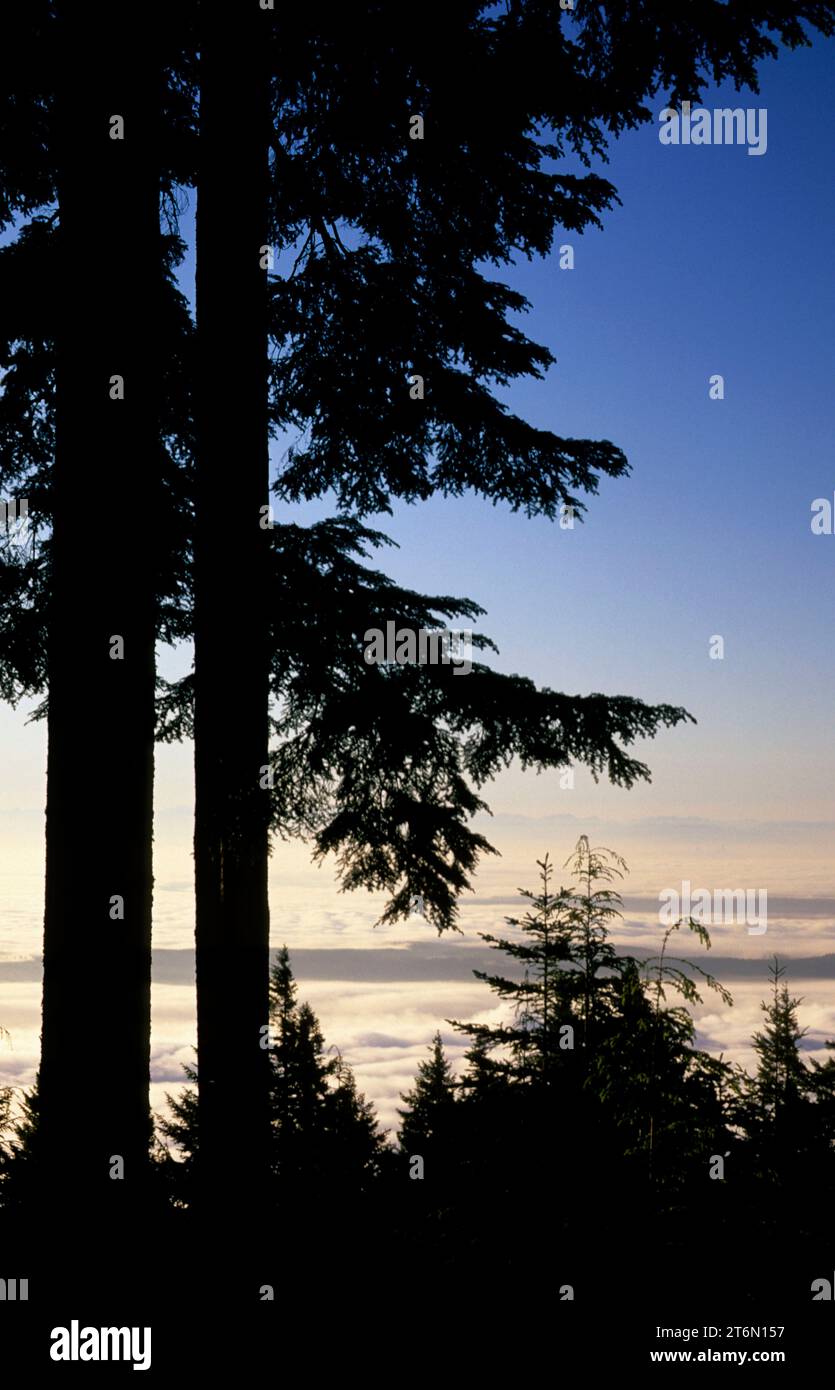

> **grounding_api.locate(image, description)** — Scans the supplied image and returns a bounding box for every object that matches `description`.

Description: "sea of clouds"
[2,810,835,1134]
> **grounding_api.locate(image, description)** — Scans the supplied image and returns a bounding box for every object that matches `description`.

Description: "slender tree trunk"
[39,0,160,1237]
[194,0,272,1230]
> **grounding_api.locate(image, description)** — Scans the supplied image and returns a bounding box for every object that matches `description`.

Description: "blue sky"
[267,37,835,830]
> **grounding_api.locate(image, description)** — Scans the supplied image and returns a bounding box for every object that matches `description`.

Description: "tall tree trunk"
[39,1,160,1239]
[194,0,272,1232]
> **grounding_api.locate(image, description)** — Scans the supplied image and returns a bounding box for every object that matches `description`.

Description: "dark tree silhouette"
[0,5,196,1247]
[0,2,54,227]
[192,0,272,1227]
[742,956,818,1189]
[267,947,385,1191]
[159,945,384,1205]
[437,842,740,1287]
[37,0,162,1227]
[0,2,833,1314]
[450,840,632,1080]
[397,1032,458,1167]
[182,0,835,1228]
[752,957,811,1120]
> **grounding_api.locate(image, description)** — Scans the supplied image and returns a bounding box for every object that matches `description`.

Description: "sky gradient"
[1,36,834,1132]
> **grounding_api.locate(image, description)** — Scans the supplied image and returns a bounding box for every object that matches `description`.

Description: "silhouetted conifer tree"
[159,946,384,1206]
[451,840,634,1081]
[447,841,740,1283]
[752,958,811,1120]
[742,956,817,1190]
[397,1032,458,1170]
[268,947,385,1188]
